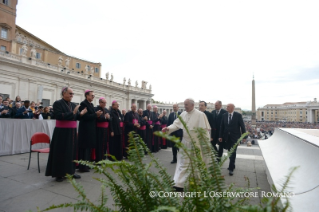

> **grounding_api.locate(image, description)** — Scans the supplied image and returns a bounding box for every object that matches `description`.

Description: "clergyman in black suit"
[198,100,214,147]
[167,104,183,164]
[211,100,227,160]
[219,103,246,176]
[78,90,103,172]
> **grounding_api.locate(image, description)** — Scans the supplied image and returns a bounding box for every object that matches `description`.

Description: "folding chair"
[27,132,50,173]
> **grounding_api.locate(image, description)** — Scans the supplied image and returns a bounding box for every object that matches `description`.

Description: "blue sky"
[16,0,319,110]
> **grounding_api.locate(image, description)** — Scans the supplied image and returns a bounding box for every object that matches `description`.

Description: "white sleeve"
[167,116,182,134]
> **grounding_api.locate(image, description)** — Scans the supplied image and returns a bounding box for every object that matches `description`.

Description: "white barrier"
[259,128,319,211]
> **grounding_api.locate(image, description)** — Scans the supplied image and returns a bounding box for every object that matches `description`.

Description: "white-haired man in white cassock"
[162,98,211,191]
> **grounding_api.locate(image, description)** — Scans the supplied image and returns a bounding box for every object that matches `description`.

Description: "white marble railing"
[0,51,152,94]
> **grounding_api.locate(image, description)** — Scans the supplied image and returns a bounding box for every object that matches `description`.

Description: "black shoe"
[73,174,81,179]
[229,170,233,176]
[56,177,64,182]
[171,160,177,164]
[227,165,235,170]
[173,186,184,192]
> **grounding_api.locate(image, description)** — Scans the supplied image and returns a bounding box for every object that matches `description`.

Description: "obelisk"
[252,75,256,126]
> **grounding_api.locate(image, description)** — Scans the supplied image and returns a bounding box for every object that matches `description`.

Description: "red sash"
[97,122,109,128]
[120,122,124,127]
[147,120,153,125]
[140,125,146,130]
[56,120,77,128]
[133,119,138,124]
[155,121,160,125]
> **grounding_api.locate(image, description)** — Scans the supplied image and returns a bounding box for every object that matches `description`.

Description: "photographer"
[15,100,34,119]
[42,106,52,120]
[49,106,55,119]
[33,106,44,119]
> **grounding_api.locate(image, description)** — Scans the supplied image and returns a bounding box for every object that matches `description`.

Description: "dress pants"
[228,145,237,171]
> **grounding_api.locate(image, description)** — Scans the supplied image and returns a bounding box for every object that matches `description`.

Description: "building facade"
[256,99,319,123]
[0,0,153,109]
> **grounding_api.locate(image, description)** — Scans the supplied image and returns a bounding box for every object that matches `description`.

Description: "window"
[42,99,50,107]
[1,28,8,39]
[19,48,23,55]
[95,67,99,73]
[0,45,6,51]
[76,63,81,68]
[36,52,41,59]
[2,0,9,6]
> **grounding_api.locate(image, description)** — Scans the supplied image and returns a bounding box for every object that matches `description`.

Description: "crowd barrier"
[0,119,74,156]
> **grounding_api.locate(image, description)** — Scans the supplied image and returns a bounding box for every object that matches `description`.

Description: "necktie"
[216,110,219,116]
[228,113,231,124]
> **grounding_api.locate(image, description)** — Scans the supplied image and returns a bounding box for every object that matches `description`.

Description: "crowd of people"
[43,87,173,182]
[245,121,319,139]
[0,95,54,119]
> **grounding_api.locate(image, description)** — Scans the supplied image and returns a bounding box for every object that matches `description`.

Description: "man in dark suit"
[15,100,34,119]
[11,101,21,118]
[219,103,246,176]
[199,100,214,146]
[78,90,103,172]
[142,104,154,152]
[109,100,124,161]
[211,100,227,160]
[0,99,12,118]
[167,104,183,163]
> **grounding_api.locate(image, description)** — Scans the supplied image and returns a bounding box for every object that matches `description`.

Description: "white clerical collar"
[187,108,195,114]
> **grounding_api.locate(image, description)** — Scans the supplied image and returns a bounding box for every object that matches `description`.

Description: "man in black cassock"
[143,104,154,152]
[199,101,214,148]
[45,87,86,182]
[211,100,227,161]
[95,97,110,162]
[124,104,140,156]
[109,100,124,160]
[167,104,183,164]
[219,103,246,176]
[78,90,103,172]
[159,110,168,149]
[137,108,147,146]
[152,106,161,152]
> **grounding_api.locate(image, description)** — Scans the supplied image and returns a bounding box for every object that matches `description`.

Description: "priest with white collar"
[162,98,212,191]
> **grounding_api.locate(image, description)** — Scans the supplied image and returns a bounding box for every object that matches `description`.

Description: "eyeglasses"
[91,95,95,97]
[69,93,74,95]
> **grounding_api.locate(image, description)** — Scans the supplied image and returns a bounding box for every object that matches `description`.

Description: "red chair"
[27,132,50,173]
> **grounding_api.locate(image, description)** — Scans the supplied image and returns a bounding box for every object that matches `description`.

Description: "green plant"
[33,116,296,212]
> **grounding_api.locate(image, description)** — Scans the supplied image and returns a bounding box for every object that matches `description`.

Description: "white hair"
[185,98,195,105]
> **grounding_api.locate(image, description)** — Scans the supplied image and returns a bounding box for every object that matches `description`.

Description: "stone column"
[251,77,256,125]
[307,109,315,123]
[143,100,146,110]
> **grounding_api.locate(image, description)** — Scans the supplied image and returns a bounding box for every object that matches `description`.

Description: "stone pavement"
[0,143,270,212]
